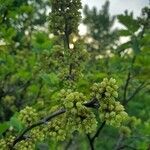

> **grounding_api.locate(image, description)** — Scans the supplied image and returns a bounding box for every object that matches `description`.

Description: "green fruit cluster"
[44,89,97,141]
[0,139,7,149]
[49,0,82,35]
[14,127,44,149]
[91,78,118,100]
[15,140,35,150]
[127,116,141,128]
[5,135,15,147]
[0,135,15,150]
[91,78,127,127]
[60,90,87,109]
[2,95,15,105]
[44,115,67,141]
[18,106,38,126]
[59,90,97,134]
[99,100,128,127]
[119,126,131,137]
[2,95,17,112]
[30,127,45,142]
[119,116,141,137]
[50,42,89,87]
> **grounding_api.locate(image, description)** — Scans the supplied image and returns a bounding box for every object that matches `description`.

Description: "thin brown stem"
[117,145,138,150]
[124,82,147,106]
[115,134,124,150]
[91,121,106,142]
[122,56,136,105]
[87,121,106,150]
[123,72,131,104]
[65,139,73,150]
[87,134,94,150]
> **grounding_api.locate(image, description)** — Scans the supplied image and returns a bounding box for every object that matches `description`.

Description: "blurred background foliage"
[0,0,150,149]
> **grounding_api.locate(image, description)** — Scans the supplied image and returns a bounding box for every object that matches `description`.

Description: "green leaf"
[41,73,59,86]
[0,122,9,135]
[17,70,31,80]
[118,29,131,36]
[9,115,24,132]
[49,73,59,85]
[36,143,49,150]
[117,41,131,52]
[132,37,140,54]
[118,15,140,33]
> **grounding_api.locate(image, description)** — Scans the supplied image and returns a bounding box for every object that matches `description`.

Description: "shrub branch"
[10,99,100,149]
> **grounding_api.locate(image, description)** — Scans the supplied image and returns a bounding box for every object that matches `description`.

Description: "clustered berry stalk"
[50,0,82,82]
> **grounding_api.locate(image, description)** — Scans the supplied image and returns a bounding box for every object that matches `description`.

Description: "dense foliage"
[0,0,149,150]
